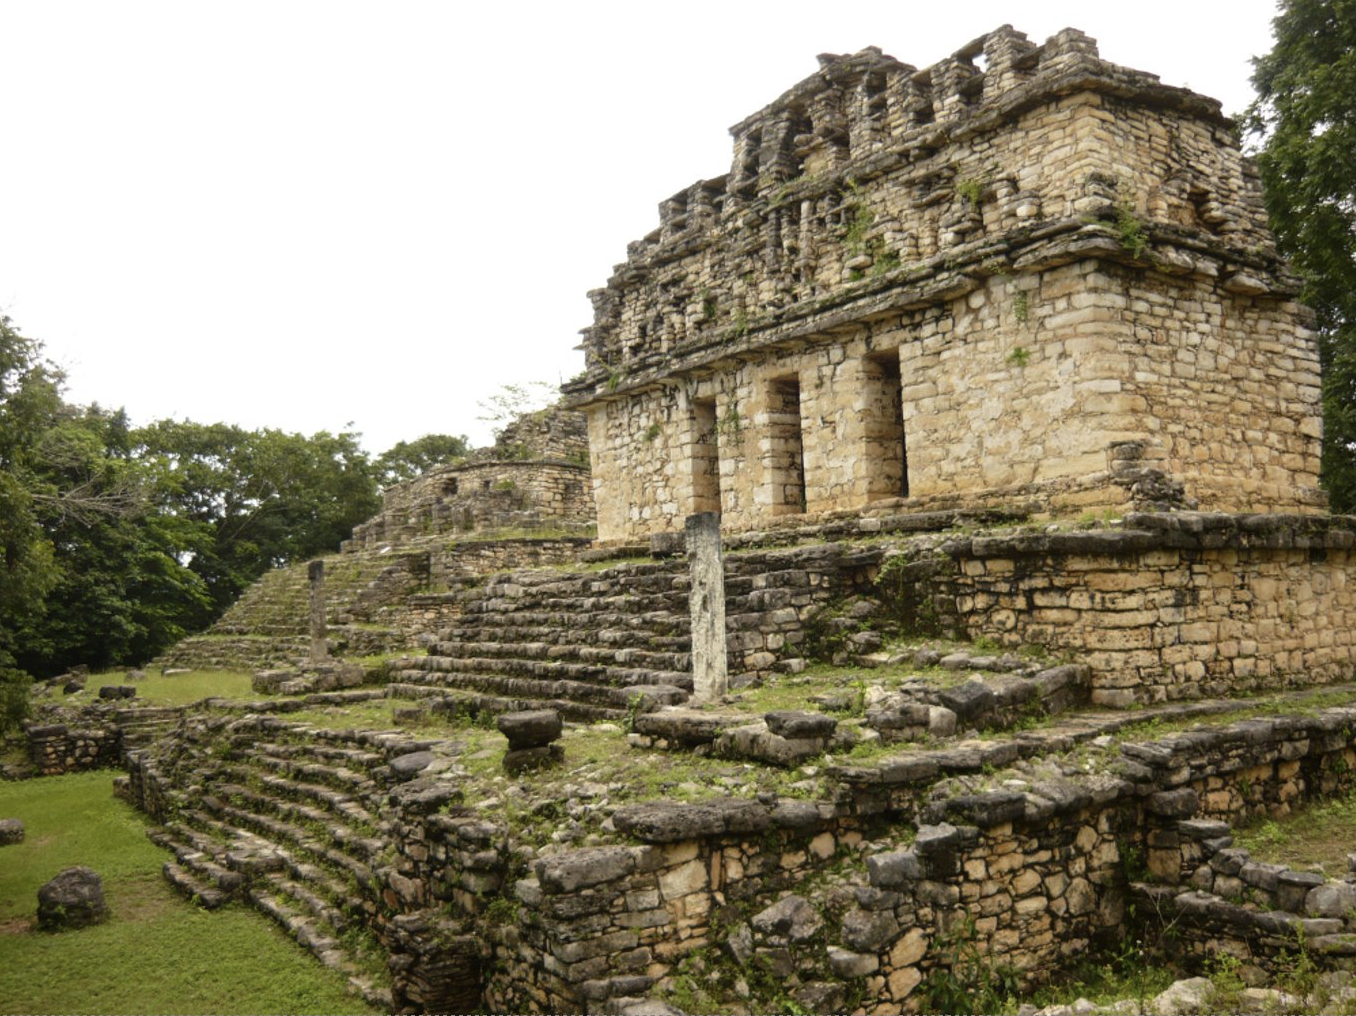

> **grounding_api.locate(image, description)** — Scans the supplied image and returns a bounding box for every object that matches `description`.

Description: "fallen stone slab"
[763,710,837,739]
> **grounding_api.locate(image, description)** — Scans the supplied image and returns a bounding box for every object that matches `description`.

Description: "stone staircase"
[137,722,418,1009]
[113,706,185,748]
[389,560,702,721]
[155,551,423,671]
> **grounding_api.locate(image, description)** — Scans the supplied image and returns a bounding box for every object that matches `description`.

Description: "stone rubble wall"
[485,406,590,464]
[123,715,499,1014]
[493,707,1356,1013]
[346,462,593,552]
[24,722,120,775]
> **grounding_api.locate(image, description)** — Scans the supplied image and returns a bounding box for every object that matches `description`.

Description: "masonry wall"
[568,26,1320,542]
[940,515,1356,705]
[491,708,1356,1014]
[348,462,593,550]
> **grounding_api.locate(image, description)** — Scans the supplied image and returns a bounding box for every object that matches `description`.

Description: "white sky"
[0,0,1281,453]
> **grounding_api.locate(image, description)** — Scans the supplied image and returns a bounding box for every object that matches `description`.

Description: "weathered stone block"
[37,866,107,930]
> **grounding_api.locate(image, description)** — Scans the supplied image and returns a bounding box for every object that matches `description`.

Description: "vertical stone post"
[686,511,727,703]
[308,559,328,662]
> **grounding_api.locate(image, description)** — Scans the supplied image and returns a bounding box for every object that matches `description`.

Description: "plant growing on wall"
[715,404,742,440]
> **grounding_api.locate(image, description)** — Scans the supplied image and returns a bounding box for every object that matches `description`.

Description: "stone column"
[686,511,727,702]
[308,559,328,662]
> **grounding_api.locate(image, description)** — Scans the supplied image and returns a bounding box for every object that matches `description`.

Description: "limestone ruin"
[12,24,1356,1016]
[563,26,1323,542]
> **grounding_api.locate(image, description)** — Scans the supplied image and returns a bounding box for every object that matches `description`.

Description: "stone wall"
[940,512,1356,705]
[488,706,1356,1013]
[564,25,1320,541]
[25,722,120,775]
[346,461,593,551]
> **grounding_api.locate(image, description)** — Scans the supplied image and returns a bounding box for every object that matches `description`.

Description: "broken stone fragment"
[496,709,563,750]
[1306,882,1356,919]
[37,866,107,930]
[763,710,836,738]
[937,679,995,723]
[751,893,822,943]
[388,750,436,779]
[97,685,136,700]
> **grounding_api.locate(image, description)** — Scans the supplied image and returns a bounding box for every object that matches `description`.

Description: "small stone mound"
[0,818,24,845]
[37,866,108,930]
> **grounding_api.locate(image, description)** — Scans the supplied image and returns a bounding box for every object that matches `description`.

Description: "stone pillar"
[307,559,328,662]
[686,511,727,702]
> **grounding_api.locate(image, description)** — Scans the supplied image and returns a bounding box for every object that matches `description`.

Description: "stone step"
[435,639,690,671]
[162,861,231,909]
[388,675,634,722]
[467,591,688,616]
[252,739,387,773]
[214,771,384,861]
[388,668,687,719]
[205,787,379,887]
[247,885,350,971]
[250,752,380,796]
[438,620,690,651]
[415,651,693,690]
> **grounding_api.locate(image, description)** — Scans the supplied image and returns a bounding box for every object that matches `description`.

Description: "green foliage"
[840,179,876,255]
[919,914,1022,1015]
[1115,199,1150,259]
[1,315,388,678]
[1247,0,1356,510]
[732,307,749,338]
[716,404,742,439]
[870,250,902,276]
[643,422,662,443]
[0,664,32,735]
[873,553,947,638]
[133,418,380,631]
[1013,290,1031,326]
[957,177,985,206]
[1006,346,1031,367]
[475,380,556,440]
[374,433,470,486]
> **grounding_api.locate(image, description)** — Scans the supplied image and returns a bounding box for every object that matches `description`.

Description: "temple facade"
[562,26,1323,541]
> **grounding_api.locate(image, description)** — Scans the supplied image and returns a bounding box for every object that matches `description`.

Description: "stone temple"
[23,25,1356,1016]
[563,25,1323,542]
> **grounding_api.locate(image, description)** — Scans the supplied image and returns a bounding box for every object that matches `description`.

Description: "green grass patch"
[42,670,257,709]
[0,770,366,1014]
[1234,786,1356,875]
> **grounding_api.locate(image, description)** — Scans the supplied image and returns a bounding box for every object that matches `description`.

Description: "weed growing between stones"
[919,913,1022,1014]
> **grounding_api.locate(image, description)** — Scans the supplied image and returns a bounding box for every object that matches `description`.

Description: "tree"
[0,317,62,728]
[11,406,212,676]
[375,433,470,486]
[1247,0,1356,509]
[134,421,381,614]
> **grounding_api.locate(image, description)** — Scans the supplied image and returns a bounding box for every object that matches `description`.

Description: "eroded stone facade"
[564,26,1322,541]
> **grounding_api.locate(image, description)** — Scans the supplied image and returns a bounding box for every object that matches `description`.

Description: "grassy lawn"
[41,669,258,708]
[1234,786,1356,875]
[0,771,369,1014]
